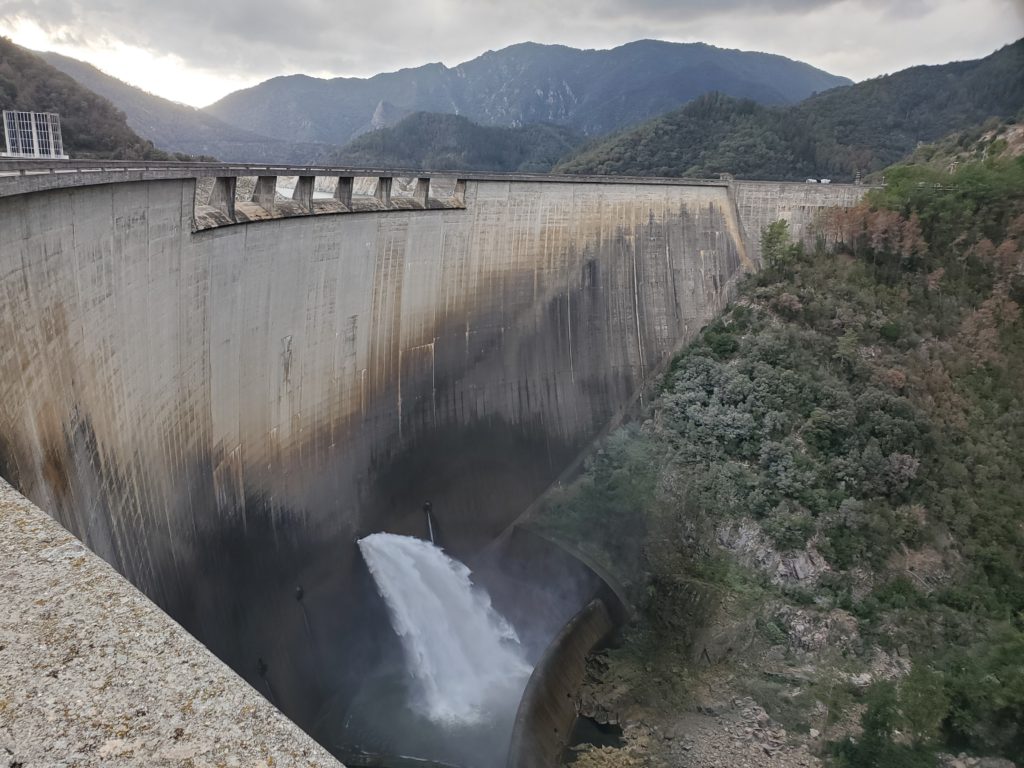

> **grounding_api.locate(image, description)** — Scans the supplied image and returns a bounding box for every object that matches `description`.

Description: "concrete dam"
[0,160,866,765]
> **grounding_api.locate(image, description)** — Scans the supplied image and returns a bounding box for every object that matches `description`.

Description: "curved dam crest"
[0,165,867,748]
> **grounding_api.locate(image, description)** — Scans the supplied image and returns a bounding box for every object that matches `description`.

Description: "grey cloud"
[5,0,928,75]
[586,0,937,21]
[5,0,357,73]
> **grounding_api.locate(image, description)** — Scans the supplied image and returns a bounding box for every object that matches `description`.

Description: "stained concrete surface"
[0,477,338,767]
[0,170,867,761]
[0,177,754,735]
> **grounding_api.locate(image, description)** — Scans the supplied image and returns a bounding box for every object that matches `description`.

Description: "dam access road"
[0,159,868,765]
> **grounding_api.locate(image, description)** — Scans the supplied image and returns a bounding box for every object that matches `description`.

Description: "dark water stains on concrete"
[164,490,397,738]
[365,420,577,559]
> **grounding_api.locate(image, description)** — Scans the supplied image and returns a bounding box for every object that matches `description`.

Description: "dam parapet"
[0,477,339,767]
[0,159,868,240]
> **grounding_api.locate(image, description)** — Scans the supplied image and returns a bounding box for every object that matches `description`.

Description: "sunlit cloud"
[0,16,260,105]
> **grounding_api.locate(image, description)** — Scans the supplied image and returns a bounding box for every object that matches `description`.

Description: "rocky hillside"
[204,40,850,146]
[327,111,585,172]
[38,50,339,164]
[556,40,1024,181]
[898,118,1024,174]
[0,37,174,159]
[538,147,1024,766]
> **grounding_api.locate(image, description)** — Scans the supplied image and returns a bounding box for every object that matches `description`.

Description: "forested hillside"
[540,149,1024,766]
[327,112,585,172]
[0,37,188,160]
[557,40,1024,181]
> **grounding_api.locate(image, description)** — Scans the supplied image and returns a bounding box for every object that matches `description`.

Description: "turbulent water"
[358,532,533,726]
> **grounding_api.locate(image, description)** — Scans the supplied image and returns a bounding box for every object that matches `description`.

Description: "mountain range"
[556,39,1024,181]
[204,40,851,146]
[32,39,849,164]
[6,35,1022,180]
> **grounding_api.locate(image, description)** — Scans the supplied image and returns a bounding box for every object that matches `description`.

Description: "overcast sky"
[1,0,1022,108]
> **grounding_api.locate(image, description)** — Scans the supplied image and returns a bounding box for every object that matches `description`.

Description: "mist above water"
[357,532,533,726]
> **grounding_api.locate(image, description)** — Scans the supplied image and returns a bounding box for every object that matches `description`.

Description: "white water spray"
[358,532,533,725]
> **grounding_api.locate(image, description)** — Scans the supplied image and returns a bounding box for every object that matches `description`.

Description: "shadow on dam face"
[0,174,778,763]
[162,420,580,740]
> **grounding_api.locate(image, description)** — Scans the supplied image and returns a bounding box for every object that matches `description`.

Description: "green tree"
[833,682,936,768]
[762,220,800,274]
[900,667,950,747]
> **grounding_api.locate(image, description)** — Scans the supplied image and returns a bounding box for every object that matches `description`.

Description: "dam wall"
[731,180,869,262]
[0,171,754,734]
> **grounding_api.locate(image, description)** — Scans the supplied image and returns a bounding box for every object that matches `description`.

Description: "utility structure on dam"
[0,159,867,765]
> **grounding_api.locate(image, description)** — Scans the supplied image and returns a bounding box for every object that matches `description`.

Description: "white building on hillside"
[2,110,69,159]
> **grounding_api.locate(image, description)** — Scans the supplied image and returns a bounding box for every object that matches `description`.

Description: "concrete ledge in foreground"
[0,477,340,768]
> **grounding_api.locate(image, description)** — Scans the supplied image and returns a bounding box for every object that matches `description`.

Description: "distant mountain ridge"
[556,39,1024,181]
[0,37,180,159]
[38,51,339,163]
[204,40,851,146]
[327,112,585,172]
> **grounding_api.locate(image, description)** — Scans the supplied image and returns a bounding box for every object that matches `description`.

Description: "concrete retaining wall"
[506,599,615,768]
